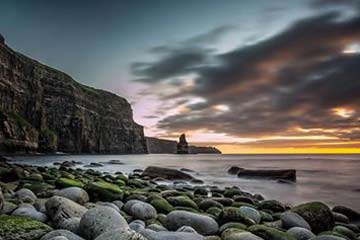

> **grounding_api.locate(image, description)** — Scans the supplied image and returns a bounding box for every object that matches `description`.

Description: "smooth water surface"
[10,154,360,211]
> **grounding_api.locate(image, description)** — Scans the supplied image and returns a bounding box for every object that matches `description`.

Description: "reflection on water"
[10,154,360,211]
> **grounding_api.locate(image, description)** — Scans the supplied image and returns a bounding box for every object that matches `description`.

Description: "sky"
[1,0,360,153]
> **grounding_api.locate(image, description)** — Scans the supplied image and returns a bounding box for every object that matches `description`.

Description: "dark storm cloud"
[134,12,360,140]
[132,25,233,83]
[310,0,360,9]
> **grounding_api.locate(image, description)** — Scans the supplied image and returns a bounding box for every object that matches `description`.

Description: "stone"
[332,212,350,224]
[280,211,311,230]
[177,133,189,154]
[1,201,17,214]
[57,217,81,234]
[147,223,167,232]
[312,235,347,240]
[46,196,87,225]
[248,225,296,240]
[292,202,334,234]
[218,207,255,225]
[219,222,247,233]
[166,210,219,235]
[0,187,3,211]
[56,178,85,189]
[41,230,85,240]
[167,196,199,209]
[142,166,194,180]
[177,226,198,233]
[96,202,121,212]
[54,187,89,204]
[12,204,48,223]
[85,181,123,202]
[237,169,296,181]
[79,206,128,240]
[127,201,157,220]
[150,198,174,214]
[228,167,244,175]
[15,188,37,204]
[239,206,261,224]
[141,229,204,240]
[199,199,224,211]
[287,227,315,240]
[129,220,145,232]
[224,231,264,240]
[332,206,360,222]
[0,215,52,240]
[259,200,286,213]
[333,226,357,240]
[94,228,146,240]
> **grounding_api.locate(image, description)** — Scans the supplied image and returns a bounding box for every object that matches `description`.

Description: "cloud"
[133,12,360,142]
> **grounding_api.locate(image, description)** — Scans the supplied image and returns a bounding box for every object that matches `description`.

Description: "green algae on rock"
[0,215,52,240]
[85,180,124,201]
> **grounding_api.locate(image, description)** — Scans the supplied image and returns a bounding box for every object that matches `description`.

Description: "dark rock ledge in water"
[0,159,359,240]
[142,166,194,180]
[228,167,296,182]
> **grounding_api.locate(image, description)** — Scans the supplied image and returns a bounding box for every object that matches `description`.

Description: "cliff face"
[0,37,147,154]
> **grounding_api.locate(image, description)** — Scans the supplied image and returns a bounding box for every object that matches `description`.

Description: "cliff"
[146,135,221,154]
[0,35,147,154]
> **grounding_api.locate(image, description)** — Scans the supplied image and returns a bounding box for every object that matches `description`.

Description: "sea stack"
[0,34,4,45]
[177,133,189,154]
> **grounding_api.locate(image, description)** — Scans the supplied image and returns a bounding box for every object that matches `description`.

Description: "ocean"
[10,154,360,211]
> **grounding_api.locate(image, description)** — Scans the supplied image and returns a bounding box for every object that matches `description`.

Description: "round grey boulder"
[57,217,81,234]
[46,196,87,225]
[287,227,316,240]
[239,206,261,224]
[177,226,198,233]
[12,204,48,223]
[311,236,346,240]
[129,220,145,232]
[94,228,146,240]
[147,224,167,232]
[129,201,157,220]
[48,237,69,240]
[141,229,204,240]
[96,202,120,212]
[79,206,129,240]
[40,230,85,240]
[166,210,219,236]
[0,187,4,211]
[281,211,311,230]
[54,187,89,205]
[15,188,37,204]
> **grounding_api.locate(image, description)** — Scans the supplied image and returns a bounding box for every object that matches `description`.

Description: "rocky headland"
[0,158,359,240]
[146,134,221,154]
[0,35,147,154]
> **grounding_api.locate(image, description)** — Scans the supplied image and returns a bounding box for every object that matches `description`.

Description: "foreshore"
[0,159,359,240]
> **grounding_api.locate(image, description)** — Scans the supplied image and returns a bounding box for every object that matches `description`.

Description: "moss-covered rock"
[19,180,55,196]
[333,226,357,240]
[319,231,350,240]
[167,196,199,210]
[151,197,174,214]
[292,202,334,234]
[85,181,123,201]
[0,215,52,240]
[218,207,255,226]
[55,177,84,189]
[259,200,286,213]
[248,224,296,240]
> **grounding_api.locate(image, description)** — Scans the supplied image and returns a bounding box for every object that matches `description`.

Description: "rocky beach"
[0,157,359,240]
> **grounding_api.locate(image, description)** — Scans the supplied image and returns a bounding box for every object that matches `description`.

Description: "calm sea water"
[9,154,360,211]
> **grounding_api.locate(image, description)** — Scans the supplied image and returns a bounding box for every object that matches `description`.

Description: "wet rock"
[15,188,37,204]
[126,201,157,220]
[1,201,17,214]
[219,222,247,234]
[239,206,261,224]
[224,231,264,240]
[85,181,123,202]
[0,187,3,211]
[0,215,52,240]
[12,203,48,223]
[332,212,350,224]
[259,200,286,213]
[248,224,296,240]
[218,207,255,225]
[332,206,360,223]
[292,202,334,234]
[141,229,204,240]
[57,217,81,234]
[94,228,146,240]
[147,223,167,232]
[150,197,174,214]
[333,226,357,240]
[41,230,84,240]
[97,202,120,212]
[227,167,244,175]
[199,199,224,211]
[287,227,315,240]
[166,210,219,235]
[54,187,89,204]
[167,196,198,210]
[177,226,198,233]
[237,169,296,181]
[79,206,128,240]
[129,220,145,232]
[46,196,87,225]
[280,211,311,230]
[55,178,84,189]
[142,166,194,180]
